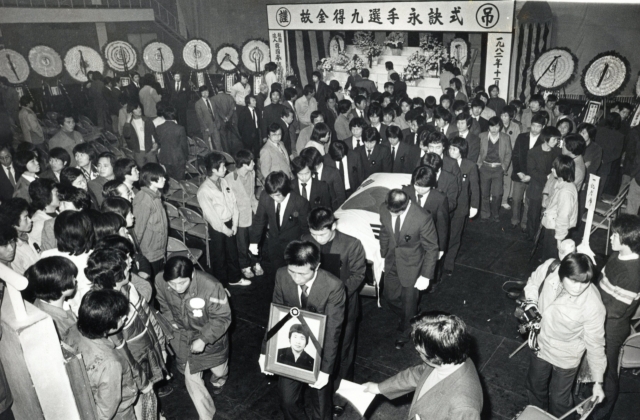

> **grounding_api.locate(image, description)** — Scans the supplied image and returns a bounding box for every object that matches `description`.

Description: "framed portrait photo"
[265,303,326,384]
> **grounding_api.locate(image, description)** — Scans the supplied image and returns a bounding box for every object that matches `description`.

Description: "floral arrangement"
[353,31,383,59]
[419,35,450,70]
[384,32,405,48]
[401,52,428,81]
[320,52,366,72]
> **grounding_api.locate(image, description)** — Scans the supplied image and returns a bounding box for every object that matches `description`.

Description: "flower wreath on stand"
[401,52,427,82]
[419,35,450,73]
[320,52,365,73]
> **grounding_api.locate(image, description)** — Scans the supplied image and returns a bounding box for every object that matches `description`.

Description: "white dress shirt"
[417,363,465,399]
[274,193,291,226]
[2,164,15,185]
[339,156,351,190]
[298,179,310,200]
[391,201,411,234]
[416,189,430,207]
[297,272,318,307]
[529,133,540,149]
[132,118,146,151]
[352,137,363,150]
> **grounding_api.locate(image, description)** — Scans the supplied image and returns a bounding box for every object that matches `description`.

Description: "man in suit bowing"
[380,190,439,349]
[302,207,366,417]
[324,140,364,199]
[259,240,346,420]
[250,171,310,271]
[357,127,392,179]
[290,156,332,210]
[403,166,449,260]
[363,312,483,420]
[386,126,420,174]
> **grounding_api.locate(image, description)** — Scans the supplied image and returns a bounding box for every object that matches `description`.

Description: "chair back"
[179,207,206,225]
[166,236,189,253]
[619,332,640,372]
[164,202,181,219]
[180,180,200,196]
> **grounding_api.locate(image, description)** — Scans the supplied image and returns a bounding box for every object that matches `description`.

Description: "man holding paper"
[259,240,346,420]
[363,312,483,419]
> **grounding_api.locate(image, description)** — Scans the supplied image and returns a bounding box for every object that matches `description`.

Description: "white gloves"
[249,244,259,255]
[310,371,330,389]
[438,251,444,260]
[414,276,430,291]
[258,354,273,375]
[469,207,478,218]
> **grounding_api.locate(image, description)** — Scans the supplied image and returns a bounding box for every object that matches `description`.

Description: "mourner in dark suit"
[348,95,369,125]
[510,114,546,229]
[471,98,490,133]
[379,190,439,348]
[276,108,296,156]
[237,95,262,158]
[449,113,481,163]
[250,171,310,270]
[444,138,480,277]
[124,72,141,101]
[290,156,332,210]
[194,86,222,151]
[325,140,364,198]
[403,166,450,254]
[302,207,367,416]
[300,147,346,211]
[363,313,483,420]
[344,117,368,152]
[0,146,16,202]
[422,153,461,215]
[168,73,189,128]
[121,102,158,167]
[420,130,463,189]
[156,107,189,181]
[277,324,315,372]
[386,126,420,174]
[356,127,392,179]
[259,240,346,420]
[261,91,286,139]
[312,71,332,106]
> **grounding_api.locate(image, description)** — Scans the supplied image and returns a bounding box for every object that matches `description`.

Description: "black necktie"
[300,285,309,309]
[301,182,308,200]
[252,109,257,128]
[357,139,362,148]
[276,203,281,229]
[206,100,215,120]
[417,194,423,205]
[367,149,372,160]
[176,82,180,92]
[6,167,15,187]
[394,215,401,243]
[338,160,345,182]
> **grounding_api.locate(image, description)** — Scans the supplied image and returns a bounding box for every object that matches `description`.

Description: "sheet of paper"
[336,379,376,416]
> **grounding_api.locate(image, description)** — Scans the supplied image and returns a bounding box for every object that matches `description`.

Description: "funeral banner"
[267,2,514,32]
[269,30,288,80]
[485,32,513,101]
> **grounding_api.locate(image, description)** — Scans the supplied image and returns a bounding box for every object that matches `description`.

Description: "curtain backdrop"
[287,31,331,87]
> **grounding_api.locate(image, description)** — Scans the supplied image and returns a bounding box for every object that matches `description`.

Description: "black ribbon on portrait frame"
[264,307,322,354]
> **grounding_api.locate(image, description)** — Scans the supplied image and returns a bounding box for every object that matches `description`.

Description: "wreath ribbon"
[264,307,323,354]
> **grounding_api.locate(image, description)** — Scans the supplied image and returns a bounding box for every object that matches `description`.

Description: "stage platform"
[325,45,443,99]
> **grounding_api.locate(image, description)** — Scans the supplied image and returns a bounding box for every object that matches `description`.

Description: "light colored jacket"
[19,107,43,144]
[542,178,578,240]
[196,177,239,233]
[139,85,161,118]
[132,187,168,262]
[477,132,512,171]
[294,95,318,128]
[259,140,292,178]
[225,170,258,228]
[523,258,607,380]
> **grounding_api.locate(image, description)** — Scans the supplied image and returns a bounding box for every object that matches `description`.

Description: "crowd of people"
[0,58,638,420]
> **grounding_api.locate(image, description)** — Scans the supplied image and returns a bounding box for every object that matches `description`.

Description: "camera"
[514,301,542,335]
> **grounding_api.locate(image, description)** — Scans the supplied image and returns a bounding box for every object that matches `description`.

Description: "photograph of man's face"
[276,321,317,372]
[290,331,307,353]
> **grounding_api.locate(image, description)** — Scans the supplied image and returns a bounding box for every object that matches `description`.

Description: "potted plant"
[385,32,405,56]
[402,51,427,85]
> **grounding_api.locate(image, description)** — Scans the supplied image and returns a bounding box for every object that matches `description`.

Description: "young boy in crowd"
[521,94,545,133]
[486,84,506,117]
[357,127,392,178]
[132,163,168,275]
[88,151,116,207]
[591,215,640,420]
[290,155,332,210]
[450,113,481,163]
[345,117,367,151]
[155,256,232,420]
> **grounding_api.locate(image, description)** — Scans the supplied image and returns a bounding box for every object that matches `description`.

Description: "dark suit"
[318,103,338,141]
[390,142,420,174]
[250,192,310,270]
[262,103,286,139]
[168,81,189,128]
[510,132,543,227]
[318,165,345,210]
[444,159,480,272]
[348,108,369,125]
[403,185,449,251]
[290,178,331,210]
[0,165,16,202]
[156,120,189,181]
[473,116,489,133]
[276,118,294,156]
[436,169,461,214]
[378,360,483,420]
[448,131,481,163]
[379,202,439,337]
[277,347,314,371]
[238,106,262,157]
[122,117,157,167]
[356,144,392,179]
[354,79,378,96]
[324,152,364,197]
[314,81,331,105]
[401,130,420,147]
[270,267,346,420]
[125,82,140,102]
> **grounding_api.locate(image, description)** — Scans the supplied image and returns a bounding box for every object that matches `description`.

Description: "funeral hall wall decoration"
[0,49,30,85]
[142,41,175,74]
[531,47,578,91]
[104,40,139,74]
[581,51,630,100]
[241,39,270,75]
[64,46,104,83]
[215,44,241,74]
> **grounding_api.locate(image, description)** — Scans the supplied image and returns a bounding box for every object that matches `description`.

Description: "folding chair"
[78,115,94,128]
[165,178,186,206]
[166,237,205,271]
[515,398,597,419]
[91,140,109,154]
[583,184,629,254]
[164,202,194,241]
[618,331,640,376]
[193,136,211,157]
[103,130,119,145]
[179,207,211,268]
[179,180,202,208]
[108,144,126,158]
